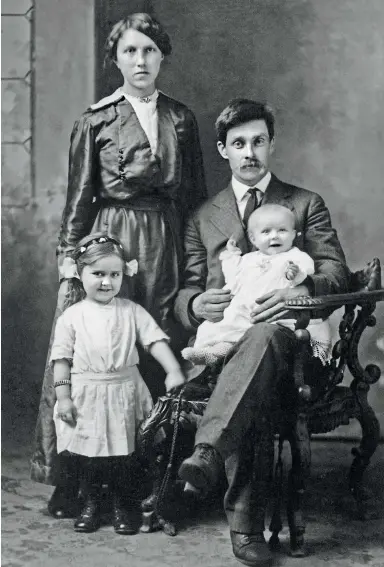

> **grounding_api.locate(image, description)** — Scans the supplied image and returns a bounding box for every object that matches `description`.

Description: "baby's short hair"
[247,204,296,231]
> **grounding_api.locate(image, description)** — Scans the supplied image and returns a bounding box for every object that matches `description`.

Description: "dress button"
[119,149,123,154]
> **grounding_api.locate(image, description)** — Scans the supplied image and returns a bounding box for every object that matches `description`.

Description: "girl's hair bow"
[59,257,138,280]
[124,259,138,277]
[59,257,80,280]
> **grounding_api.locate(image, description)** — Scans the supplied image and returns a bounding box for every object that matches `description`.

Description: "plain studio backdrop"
[1,0,384,444]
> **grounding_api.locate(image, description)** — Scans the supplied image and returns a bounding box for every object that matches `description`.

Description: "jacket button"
[119,149,124,154]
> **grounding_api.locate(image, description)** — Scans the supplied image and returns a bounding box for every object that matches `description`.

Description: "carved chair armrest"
[285,289,384,313]
[288,288,384,404]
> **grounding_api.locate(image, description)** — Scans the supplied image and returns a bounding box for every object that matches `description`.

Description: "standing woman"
[31,13,206,517]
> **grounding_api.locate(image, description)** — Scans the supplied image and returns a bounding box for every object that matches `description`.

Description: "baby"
[182,204,331,366]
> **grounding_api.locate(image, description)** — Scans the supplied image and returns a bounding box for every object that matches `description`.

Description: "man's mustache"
[241,160,262,168]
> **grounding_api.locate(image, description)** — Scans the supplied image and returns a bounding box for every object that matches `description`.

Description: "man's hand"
[250,284,310,324]
[57,398,77,426]
[192,289,232,322]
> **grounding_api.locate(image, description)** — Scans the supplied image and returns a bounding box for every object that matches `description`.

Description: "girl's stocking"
[48,452,81,519]
[111,457,137,535]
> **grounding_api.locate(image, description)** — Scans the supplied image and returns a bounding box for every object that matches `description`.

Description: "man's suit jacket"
[174,173,350,333]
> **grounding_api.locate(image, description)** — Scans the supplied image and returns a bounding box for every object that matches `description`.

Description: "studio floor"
[2,438,384,567]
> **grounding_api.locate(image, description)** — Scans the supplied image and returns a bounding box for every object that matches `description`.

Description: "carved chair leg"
[349,386,381,519]
[138,394,183,535]
[139,451,178,536]
[251,423,275,545]
[140,454,165,533]
[269,436,284,551]
[287,416,311,557]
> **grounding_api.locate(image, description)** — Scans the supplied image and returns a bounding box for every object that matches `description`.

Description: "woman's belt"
[101,194,177,212]
[100,193,182,258]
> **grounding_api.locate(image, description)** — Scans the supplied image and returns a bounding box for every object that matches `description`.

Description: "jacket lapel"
[208,175,302,254]
[263,174,304,248]
[209,184,249,253]
[262,173,294,207]
[155,93,178,168]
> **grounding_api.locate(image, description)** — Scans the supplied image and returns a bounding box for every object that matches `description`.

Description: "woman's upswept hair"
[63,233,126,311]
[104,12,172,66]
[215,99,275,145]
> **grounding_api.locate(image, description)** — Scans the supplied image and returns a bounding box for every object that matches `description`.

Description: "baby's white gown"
[51,298,168,457]
[185,247,331,362]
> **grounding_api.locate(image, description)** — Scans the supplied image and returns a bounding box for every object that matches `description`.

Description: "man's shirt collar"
[232,171,271,203]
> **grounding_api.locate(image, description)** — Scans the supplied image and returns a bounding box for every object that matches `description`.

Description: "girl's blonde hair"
[63,233,127,310]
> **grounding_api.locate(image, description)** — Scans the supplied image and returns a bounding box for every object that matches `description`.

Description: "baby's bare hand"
[286,261,300,281]
[227,238,240,252]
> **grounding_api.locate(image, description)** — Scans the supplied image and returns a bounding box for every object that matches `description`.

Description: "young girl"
[182,204,332,366]
[51,233,186,534]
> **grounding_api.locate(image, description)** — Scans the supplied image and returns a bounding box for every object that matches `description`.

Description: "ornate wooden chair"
[136,258,383,554]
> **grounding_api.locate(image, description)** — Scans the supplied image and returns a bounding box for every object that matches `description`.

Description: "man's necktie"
[243,187,262,227]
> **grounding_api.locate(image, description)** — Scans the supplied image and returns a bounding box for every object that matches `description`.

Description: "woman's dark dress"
[31,89,206,484]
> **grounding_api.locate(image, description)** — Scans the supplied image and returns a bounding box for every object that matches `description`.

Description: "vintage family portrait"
[2,1,384,566]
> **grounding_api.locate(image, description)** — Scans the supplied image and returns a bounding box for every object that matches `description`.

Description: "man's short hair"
[215,99,275,144]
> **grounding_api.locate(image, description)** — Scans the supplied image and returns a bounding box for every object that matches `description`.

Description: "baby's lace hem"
[310,338,332,366]
[184,339,332,368]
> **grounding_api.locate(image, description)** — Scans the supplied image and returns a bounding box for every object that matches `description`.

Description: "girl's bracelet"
[54,380,71,388]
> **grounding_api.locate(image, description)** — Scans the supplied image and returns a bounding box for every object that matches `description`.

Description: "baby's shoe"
[183,481,203,497]
[182,346,228,366]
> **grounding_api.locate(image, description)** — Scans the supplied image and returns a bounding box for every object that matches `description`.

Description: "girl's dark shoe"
[74,488,101,533]
[112,493,137,535]
[48,485,79,519]
[48,455,81,518]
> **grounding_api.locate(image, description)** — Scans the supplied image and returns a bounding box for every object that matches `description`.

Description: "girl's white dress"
[183,246,331,364]
[51,297,168,458]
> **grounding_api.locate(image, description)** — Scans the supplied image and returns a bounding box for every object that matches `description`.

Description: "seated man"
[175,99,349,566]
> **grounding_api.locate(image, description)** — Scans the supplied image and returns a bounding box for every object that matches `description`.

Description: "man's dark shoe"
[230,531,273,566]
[178,443,222,493]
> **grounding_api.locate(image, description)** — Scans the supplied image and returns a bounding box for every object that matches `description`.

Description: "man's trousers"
[195,322,297,534]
